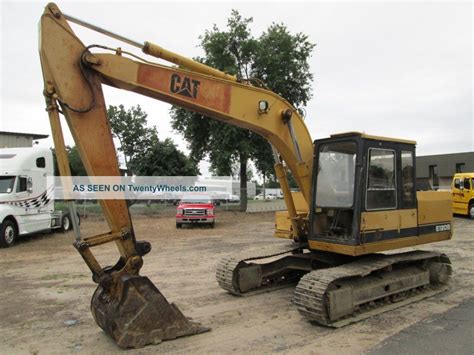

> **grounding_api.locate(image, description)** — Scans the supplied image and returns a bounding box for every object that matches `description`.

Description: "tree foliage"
[132,138,199,176]
[253,23,315,107]
[51,146,86,176]
[67,146,87,176]
[107,105,158,170]
[170,10,315,211]
[107,105,198,176]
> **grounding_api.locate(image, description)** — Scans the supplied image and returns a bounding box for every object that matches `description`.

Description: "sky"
[0,1,472,176]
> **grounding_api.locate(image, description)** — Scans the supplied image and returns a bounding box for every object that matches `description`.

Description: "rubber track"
[294,250,451,327]
[216,242,305,295]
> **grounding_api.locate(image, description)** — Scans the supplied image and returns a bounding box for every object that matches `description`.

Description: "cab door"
[360,143,417,244]
[453,177,471,215]
[14,176,35,234]
[451,177,464,214]
[14,175,51,234]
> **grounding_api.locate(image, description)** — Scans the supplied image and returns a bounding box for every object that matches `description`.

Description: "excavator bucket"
[91,274,209,349]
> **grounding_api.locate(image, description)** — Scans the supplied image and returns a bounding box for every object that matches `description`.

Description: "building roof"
[0,130,49,140]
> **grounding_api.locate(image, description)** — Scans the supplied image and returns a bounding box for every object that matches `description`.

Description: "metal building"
[0,131,49,148]
[416,151,474,189]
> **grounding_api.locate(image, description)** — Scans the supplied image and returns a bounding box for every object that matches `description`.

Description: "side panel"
[417,190,452,225]
[360,209,418,243]
[18,213,52,235]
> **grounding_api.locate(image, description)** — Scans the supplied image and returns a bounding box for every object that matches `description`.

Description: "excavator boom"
[39,2,314,348]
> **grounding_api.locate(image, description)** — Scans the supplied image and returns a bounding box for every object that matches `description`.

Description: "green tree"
[51,146,86,176]
[252,23,315,107]
[67,146,87,176]
[107,104,158,172]
[132,138,199,176]
[170,10,314,211]
[107,104,198,176]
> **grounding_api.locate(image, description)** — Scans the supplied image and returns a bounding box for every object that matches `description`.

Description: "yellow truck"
[452,173,474,218]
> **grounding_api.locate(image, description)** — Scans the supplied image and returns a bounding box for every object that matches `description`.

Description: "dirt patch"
[0,212,473,354]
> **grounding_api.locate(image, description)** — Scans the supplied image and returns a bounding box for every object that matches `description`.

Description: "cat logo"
[170,73,200,99]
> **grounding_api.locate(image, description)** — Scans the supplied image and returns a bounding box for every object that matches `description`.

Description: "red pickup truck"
[176,194,215,228]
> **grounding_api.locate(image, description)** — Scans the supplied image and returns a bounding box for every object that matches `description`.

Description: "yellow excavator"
[39,3,453,349]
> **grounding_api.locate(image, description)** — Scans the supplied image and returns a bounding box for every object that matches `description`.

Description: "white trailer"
[0,147,73,247]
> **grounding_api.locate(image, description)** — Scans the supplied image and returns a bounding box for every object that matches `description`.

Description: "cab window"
[315,141,357,208]
[401,150,415,208]
[36,157,46,168]
[366,148,396,210]
[0,176,15,193]
[454,178,460,189]
[464,178,471,190]
[16,177,27,192]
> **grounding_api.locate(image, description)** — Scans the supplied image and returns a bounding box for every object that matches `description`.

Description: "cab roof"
[330,132,416,145]
[454,172,474,178]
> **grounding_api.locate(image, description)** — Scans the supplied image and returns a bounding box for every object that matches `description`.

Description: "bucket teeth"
[91,275,209,349]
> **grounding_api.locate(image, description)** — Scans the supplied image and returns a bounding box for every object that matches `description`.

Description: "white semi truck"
[0,147,74,247]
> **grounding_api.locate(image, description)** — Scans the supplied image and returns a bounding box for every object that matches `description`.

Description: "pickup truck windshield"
[0,176,16,193]
[181,197,212,204]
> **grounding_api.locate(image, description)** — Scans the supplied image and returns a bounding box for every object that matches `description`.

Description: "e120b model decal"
[170,74,200,99]
[435,223,451,232]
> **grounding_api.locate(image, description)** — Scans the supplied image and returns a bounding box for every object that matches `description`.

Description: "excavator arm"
[39,3,314,348]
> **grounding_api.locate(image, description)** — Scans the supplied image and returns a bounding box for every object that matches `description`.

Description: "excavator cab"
[310,131,416,249]
[309,132,452,256]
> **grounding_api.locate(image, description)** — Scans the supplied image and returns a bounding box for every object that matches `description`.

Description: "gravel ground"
[0,212,472,354]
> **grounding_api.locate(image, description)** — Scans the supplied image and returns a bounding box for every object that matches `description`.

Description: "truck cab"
[0,147,72,247]
[452,172,474,219]
[176,194,215,228]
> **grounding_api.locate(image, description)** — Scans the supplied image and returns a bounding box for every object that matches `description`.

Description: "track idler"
[91,263,208,348]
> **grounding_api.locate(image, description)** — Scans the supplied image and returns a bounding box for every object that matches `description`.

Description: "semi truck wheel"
[61,212,80,232]
[0,220,17,248]
[61,214,71,232]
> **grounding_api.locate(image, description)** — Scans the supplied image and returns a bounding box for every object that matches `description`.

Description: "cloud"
[1,1,471,162]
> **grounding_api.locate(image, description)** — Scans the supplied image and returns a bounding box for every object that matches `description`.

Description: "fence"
[246,200,286,213]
